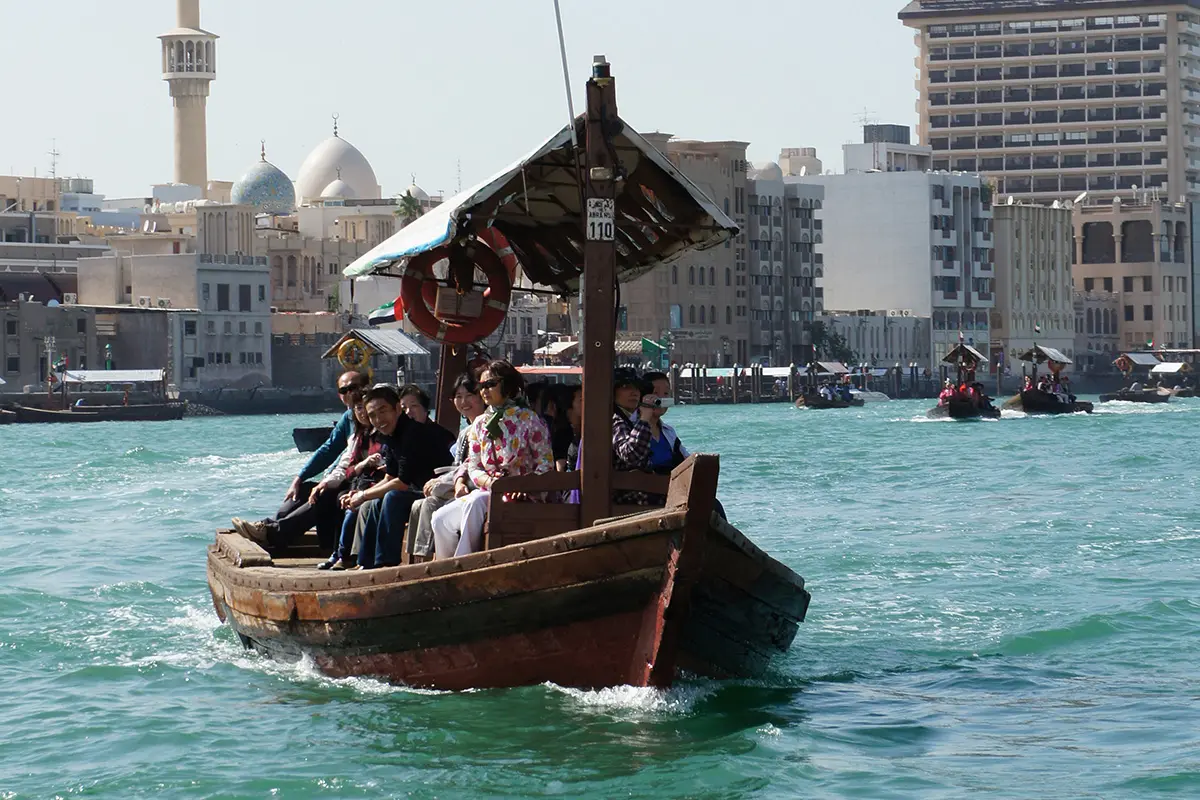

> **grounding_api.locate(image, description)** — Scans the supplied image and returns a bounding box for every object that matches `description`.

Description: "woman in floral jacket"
[431,360,553,558]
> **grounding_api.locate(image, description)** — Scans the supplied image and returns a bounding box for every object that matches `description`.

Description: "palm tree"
[395,191,423,226]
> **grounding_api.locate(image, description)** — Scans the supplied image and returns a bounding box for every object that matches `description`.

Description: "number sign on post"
[586,198,615,241]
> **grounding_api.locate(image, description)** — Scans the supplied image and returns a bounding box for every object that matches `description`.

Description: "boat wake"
[548,680,719,717]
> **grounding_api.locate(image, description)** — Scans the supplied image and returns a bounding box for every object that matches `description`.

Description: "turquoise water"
[3,399,1200,798]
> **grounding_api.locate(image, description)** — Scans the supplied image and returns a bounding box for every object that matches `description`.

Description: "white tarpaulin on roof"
[62,369,164,384]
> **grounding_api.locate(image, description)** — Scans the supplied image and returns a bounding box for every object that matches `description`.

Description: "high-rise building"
[159,0,218,189]
[899,1,1200,202]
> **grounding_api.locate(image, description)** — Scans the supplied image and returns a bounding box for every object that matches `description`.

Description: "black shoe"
[316,557,340,570]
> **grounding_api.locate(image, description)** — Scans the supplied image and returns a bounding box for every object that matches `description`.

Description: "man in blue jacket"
[232,369,369,549]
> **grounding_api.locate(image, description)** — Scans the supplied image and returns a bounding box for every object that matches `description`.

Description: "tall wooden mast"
[579,56,619,527]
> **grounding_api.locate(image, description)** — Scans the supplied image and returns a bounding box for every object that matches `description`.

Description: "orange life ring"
[400,240,512,344]
[477,227,520,283]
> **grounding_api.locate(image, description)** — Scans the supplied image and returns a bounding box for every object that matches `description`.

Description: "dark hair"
[339,370,370,389]
[453,372,478,394]
[542,383,574,417]
[363,385,400,407]
[481,360,524,400]
[613,367,641,389]
[643,371,669,386]
[525,381,548,411]
[398,383,431,411]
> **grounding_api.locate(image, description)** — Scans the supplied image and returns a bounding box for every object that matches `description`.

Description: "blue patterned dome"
[231,151,296,214]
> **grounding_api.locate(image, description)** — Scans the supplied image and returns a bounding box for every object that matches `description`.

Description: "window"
[726,306,732,325]
[5,356,17,373]
[1144,305,1153,320]
[1143,276,1152,292]
[239,352,247,364]
[217,284,230,312]
[709,267,715,286]
[689,266,695,285]
[725,268,732,286]
[1104,277,1114,292]
[1125,305,1134,321]
[699,306,706,324]
[254,322,263,335]
[239,284,252,312]
[206,320,216,334]
[688,305,696,324]
[202,284,210,307]
[224,352,232,364]
[1123,276,1135,292]
[671,265,678,285]
[669,304,682,329]
[258,285,266,302]
[238,321,247,335]
[1084,278,1095,291]
[254,353,263,364]
[184,320,197,336]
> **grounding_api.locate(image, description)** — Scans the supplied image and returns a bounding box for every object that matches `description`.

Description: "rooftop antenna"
[855,108,881,170]
[48,139,60,181]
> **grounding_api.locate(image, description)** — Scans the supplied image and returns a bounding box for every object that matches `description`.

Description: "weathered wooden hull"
[1173,388,1197,398]
[11,403,185,423]
[795,394,864,409]
[206,510,810,691]
[1099,391,1170,404]
[292,425,335,453]
[1010,391,1093,415]
[928,399,1001,420]
[0,409,15,424]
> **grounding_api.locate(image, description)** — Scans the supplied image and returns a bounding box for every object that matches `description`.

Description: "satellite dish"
[799,166,808,177]
[1007,195,1015,205]
[1074,191,1089,204]
[1051,200,1061,209]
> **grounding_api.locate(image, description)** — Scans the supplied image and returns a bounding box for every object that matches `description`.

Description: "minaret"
[159,0,218,189]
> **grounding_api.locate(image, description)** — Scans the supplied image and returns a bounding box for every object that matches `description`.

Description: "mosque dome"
[751,161,784,182]
[405,183,429,202]
[231,151,296,214]
[320,178,355,200]
[295,128,380,205]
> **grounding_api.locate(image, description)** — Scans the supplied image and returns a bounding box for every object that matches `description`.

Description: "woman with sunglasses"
[431,360,553,559]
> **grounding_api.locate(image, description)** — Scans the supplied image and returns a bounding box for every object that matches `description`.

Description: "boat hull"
[928,399,1001,419]
[11,403,185,423]
[206,511,810,691]
[1099,390,1170,404]
[795,394,864,409]
[1010,390,1093,415]
[292,425,335,453]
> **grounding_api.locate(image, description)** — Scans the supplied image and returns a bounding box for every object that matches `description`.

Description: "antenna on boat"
[551,0,585,339]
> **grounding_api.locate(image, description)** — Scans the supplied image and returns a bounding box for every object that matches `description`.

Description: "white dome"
[405,183,429,202]
[320,178,356,199]
[295,134,380,204]
[751,162,784,182]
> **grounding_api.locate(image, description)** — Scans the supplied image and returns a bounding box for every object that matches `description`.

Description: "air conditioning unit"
[156,297,171,308]
[63,292,78,304]
[137,296,152,308]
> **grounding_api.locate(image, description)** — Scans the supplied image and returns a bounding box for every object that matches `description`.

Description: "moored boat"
[15,369,186,423]
[206,59,810,690]
[0,409,16,424]
[1098,388,1171,404]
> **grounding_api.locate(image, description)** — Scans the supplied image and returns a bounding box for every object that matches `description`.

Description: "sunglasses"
[337,384,358,395]
[478,379,501,390]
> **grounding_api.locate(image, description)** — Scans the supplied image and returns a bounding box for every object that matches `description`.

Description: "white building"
[792,169,995,369]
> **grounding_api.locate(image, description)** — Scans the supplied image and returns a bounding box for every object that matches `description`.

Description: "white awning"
[62,369,164,384]
[534,340,578,356]
[1151,362,1188,374]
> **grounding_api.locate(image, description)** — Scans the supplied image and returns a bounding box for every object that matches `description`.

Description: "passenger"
[232,369,369,548]
[431,361,553,559]
[938,379,955,406]
[399,383,457,461]
[1023,375,1034,392]
[525,381,549,417]
[405,373,487,563]
[316,390,389,570]
[611,369,656,505]
[543,383,581,471]
[356,384,453,569]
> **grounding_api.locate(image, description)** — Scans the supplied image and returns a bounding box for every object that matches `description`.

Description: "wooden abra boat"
[208,456,809,689]
[928,343,1001,420]
[0,409,15,424]
[1004,345,1093,415]
[207,58,810,690]
[795,393,863,409]
[292,425,335,452]
[1099,388,1170,404]
[11,402,185,423]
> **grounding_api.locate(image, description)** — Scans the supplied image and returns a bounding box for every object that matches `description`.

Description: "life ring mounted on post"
[399,236,513,345]
[337,339,370,370]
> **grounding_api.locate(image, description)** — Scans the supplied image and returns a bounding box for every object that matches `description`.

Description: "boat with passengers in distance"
[794,361,864,409]
[928,342,999,420]
[1004,344,1093,415]
[1100,354,1172,403]
[8,369,185,424]
[205,58,811,692]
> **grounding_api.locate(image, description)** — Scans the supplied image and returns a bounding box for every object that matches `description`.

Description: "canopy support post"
[435,344,467,434]
[580,56,618,528]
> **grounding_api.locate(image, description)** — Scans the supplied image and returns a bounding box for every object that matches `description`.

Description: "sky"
[0,0,919,199]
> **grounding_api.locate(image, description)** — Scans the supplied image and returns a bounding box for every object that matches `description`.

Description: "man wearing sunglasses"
[231,369,369,549]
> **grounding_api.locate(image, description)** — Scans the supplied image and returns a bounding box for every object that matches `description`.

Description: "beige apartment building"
[899,1,1200,202]
[621,136,749,366]
[991,203,1077,371]
[1073,197,1192,348]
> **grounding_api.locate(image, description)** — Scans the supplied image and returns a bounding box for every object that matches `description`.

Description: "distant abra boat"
[8,369,185,424]
[1003,345,1093,415]
[794,362,864,408]
[927,343,1000,420]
